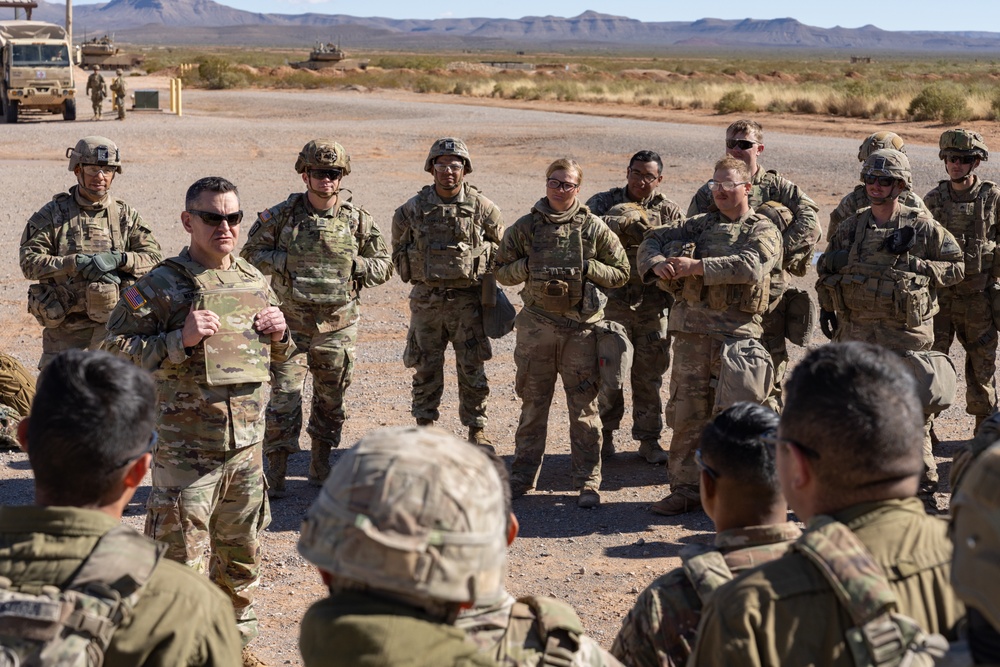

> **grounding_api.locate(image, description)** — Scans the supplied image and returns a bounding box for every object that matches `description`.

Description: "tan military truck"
[0,20,76,123]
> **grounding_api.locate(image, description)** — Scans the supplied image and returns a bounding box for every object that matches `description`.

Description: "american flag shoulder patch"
[259,209,272,222]
[123,285,147,310]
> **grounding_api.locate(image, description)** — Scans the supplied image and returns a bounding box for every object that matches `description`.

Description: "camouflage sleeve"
[585,191,611,217]
[686,595,762,667]
[19,205,79,280]
[494,215,533,287]
[828,191,858,242]
[585,217,629,289]
[264,281,295,364]
[771,177,822,273]
[391,199,416,278]
[658,199,685,225]
[923,220,965,288]
[702,220,780,286]
[354,210,393,288]
[479,197,505,270]
[611,571,702,667]
[102,272,189,371]
[908,191,933,219]
[637,223,690,282]
[120,205,163,278]
[922,185,944,222]
[239,205,288,276]
[688,184,713,217]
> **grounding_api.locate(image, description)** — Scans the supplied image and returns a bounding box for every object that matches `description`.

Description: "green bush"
[908,84,971,123]
[198,57,247,89]
[790,98,819,114]
[714,90,756,114]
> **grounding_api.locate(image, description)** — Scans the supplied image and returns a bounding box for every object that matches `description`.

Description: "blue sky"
[69,1,1000,33]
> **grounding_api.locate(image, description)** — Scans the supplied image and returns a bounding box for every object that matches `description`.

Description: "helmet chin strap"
[950,166,975,184]
[868,182,903,206]
[76,171,109,202]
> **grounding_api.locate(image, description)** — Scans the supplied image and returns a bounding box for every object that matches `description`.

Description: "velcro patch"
[259,209,272,222]
[123,285,147,310]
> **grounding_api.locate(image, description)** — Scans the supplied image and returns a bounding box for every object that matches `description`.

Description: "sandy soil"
[0,72,993,665]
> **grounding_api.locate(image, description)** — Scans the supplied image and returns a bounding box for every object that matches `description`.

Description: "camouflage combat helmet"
[115,68,123,75]
[294,139,351,176]
[424,137,473,174]
[858,131,906,162]
[861,149,911,189]
[939,129,989,162]
[298,426,507,605]
[91,65,99,72]
[66,136,122,174]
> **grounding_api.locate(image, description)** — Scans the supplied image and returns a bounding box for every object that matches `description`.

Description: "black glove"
[77,251,124,282]
[881,226,916,254]
[820,309,838,340]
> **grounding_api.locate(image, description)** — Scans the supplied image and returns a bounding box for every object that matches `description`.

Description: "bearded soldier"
[391,138,503,447]
[20,136,162,369]
[241,140,391,496]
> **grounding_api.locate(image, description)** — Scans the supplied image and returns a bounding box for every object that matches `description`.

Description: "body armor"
[405,185,491,288]
[682,216,771,315]
[526,210,586,315]
[282,196,359,307]
[929,180,998,291]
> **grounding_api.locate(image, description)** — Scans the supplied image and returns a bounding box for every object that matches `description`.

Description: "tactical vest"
[279,194,359,307]
[681,215,770,315]
[0,525,163,667]
[526,210,586,315]
[502,596,586,667]
[793,516,949,667]
[682,550,734,604]
[405,185,491,288]
[930,180,998,290]
[823,212,933,328]
[163,256,271,386]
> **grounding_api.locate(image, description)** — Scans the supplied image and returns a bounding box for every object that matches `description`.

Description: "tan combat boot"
[601,429,615,460]
[468,426,495,454]
[650,487,701,516]
[578,487,601,509]
[241,646,267,667]
[264,451,288,499]
[638,439,669,464]
[308,439,333,487]
[416,417,434,426]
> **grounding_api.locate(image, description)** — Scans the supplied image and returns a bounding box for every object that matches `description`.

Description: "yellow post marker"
[176,78,182,117]
[169,78,176,114]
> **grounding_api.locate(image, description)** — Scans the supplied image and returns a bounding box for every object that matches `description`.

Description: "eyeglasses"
[546,178,580,192]
[82,165,115,176]
[707,180,748,192]
[627,169,660,184]
[695,448,719,480]
[309,168,343,181]
[433,162,465,173]
[862,175,897,187]
[945,155,978,165]
[111,431,158,470]
[187,209,244,226]
[761,435,821,460]
[726,139,759,151]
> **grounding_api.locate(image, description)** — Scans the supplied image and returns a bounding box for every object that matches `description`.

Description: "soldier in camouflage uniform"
[20,136,162,370]
[611,403,800,667]
[391,138,503,447]
[103,177,292,665]
[817,149,964,500]
[297,426,504,667]
[925,130,1000,434]
[495,159,629,509]
[688,120,820,410]
[86,65,106,119]
[241,139,391,496]
[109,68,127,121]
[0,352,34,450]
[828,131,931,239]
[638,156,781,516]
[585,151,682,464]
[690,343,964,667]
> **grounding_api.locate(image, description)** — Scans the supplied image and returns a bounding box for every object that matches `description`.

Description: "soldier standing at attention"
[110,68,127,121]
[925,130,1000,435]
[241,140,391,496]
[585,150,682,464]
[611,402,801,667]
[689,343,964,667]
[20,136,162,369]
[103,176,293,667]
[638,156,781,516]
[688,120,821,410]
[391,138,503,447]
[495,158,629,509]
[86,65,106,120]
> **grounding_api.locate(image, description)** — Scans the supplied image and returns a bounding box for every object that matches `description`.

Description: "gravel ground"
[0,74,995,665]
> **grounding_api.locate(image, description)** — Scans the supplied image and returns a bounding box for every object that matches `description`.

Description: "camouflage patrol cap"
[424,137,473,174]
[858,131,906,162]
[298,426,507,605]
[756,200,794,231]
[66,136,122,174]
[939,129,989,162]
[294,139,351,176]
[951,442,1000,629]
[861,149,911,190]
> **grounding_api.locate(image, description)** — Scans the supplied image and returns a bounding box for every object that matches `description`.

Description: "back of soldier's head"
[27,350,157,507]
[298,426,508,614]
[700,402,781,506]
[781,343,924,500]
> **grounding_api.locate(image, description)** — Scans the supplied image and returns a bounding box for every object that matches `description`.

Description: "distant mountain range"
[20,0,1000,52]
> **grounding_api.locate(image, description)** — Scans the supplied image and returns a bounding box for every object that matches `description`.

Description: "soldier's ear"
[507,513,519,546]
[16,417,29,453]
[123,453,150,489]
[181,211,194,233]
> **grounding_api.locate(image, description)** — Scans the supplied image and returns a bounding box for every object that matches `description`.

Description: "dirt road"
[0,82,991,665]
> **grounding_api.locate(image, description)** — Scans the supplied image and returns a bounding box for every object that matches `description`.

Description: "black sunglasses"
[862,175,897,187]
[309,168,343,180]
[945,155,977,165]
[726,139,758,150]
[111,431,158,470]
[187,209,244,226]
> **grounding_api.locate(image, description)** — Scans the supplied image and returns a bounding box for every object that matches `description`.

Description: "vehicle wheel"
[4,99,18,124]
[63,99,76,121]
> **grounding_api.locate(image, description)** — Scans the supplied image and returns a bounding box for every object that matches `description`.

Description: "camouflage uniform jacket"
[240,192,392,332]
[610,522,801,667]
[829,185,930,239]
[391,182,504,298]
[102,249,293,451]
[86,72,106,98]
[689,498,965,667]
[495,199,629,325]
[300,590,499,667]
[688,166,821,277]
[110,75,127,97]
[637,210,782,338]
[923,176,1000,293]
[457,593,625,667]
[20,186,162,329]
[0,505,242,667]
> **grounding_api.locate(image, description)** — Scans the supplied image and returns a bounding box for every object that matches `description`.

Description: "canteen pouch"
[596,320,633,391]
[901,350,957,415]
[579,281,608,319]
[783,287,816,346]
[86,281,120,324]
[541,279,571,314]
[26,284,68,328]
[715,337,774,412]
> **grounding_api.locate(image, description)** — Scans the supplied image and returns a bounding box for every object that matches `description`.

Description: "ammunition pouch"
[85,281,120,324]
[26,283,72,328]
[596,320,633,391]
[901,349,958,416]
[836,265,931,328]
[715,337,774,412]
[687,275,770,315]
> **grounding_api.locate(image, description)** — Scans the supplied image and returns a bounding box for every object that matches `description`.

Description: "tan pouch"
[27,284,68,328]
[541,279,571,314]
[86,282,119,324]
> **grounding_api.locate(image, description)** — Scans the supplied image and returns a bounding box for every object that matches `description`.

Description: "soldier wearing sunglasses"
[241,140,391,496]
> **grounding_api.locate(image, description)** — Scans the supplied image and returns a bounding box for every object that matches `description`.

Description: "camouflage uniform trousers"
[932,287,998,418]
[511,309,602,491]
[598,298,670,441]
[0,352,35,450]
[760,298,789,412]
[264,310,356,454]
[145,443,271,645]
[404,287,490,427]
[39,320,106,369]
[90,91,104,117]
